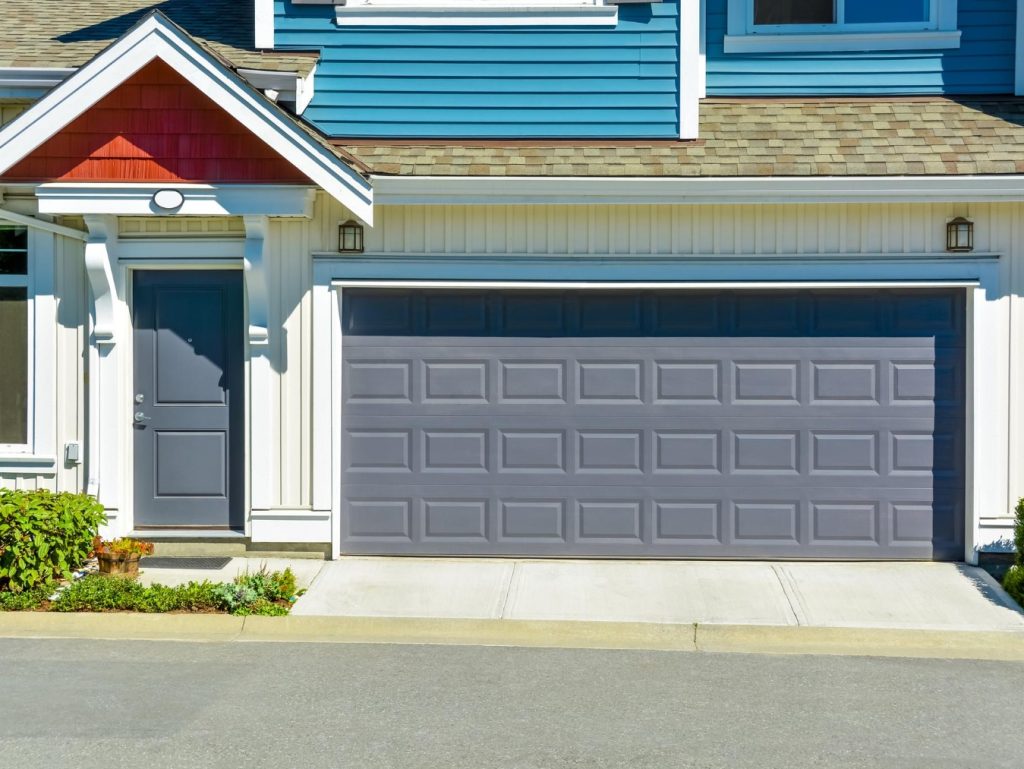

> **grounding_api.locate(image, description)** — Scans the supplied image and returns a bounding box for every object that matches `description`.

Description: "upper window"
[0,227,28,448]
[753,0,931,28]
[725,0,960,53]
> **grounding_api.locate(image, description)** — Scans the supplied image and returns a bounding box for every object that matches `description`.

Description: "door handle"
[134,411,151,423]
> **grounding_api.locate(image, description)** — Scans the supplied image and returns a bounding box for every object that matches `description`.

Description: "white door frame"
[312,254,1002,562]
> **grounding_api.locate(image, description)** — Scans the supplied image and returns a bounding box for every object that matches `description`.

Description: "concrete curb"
[3,612,1024,659]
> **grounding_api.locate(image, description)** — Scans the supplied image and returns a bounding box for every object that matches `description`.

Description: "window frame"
[724,0,961,54]
[0,224,56,464]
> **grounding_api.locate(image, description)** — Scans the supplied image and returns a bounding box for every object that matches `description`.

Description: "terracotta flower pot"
[96,552,141,577]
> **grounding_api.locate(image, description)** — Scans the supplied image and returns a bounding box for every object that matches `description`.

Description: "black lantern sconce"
[946,217,974,253]
[338,220,364,253]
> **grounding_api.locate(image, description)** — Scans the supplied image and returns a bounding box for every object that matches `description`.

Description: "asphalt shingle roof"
[0,0,317,75]
[336,98,1024,177]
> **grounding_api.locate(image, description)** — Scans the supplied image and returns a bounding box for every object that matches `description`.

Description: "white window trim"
[0,226,57,466]
[332,0,619,26]
[724,0,960,53]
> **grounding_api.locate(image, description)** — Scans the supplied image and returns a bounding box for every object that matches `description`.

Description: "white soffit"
[0,12,372,223]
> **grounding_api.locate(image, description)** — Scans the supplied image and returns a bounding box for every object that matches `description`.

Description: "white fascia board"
[36,183,316,217]
[334,6,618,26]
[370,175,1024,205]
[0,67,76,99]
[0,13,372,223]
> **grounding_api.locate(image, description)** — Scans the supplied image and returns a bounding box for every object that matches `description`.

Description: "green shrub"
[0,490,106,592]
[1004,565,1024,607]
[53,576,220,613]
[1014,498,1024,567]
[0,581,57,611]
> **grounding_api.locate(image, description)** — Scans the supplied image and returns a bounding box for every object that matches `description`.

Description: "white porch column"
[82,214,127,532]
[243,215,275,516]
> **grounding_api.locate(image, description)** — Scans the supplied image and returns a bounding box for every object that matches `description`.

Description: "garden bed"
[0,564,301,616]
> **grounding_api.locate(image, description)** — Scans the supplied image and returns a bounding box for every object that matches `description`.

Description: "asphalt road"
[0,638,1021,769]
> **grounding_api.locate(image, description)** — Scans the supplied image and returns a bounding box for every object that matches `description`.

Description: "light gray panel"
[578,501,642,541]
[423,500,488,539]
[500,431,565,472]
[811,503,878,543]
[654,431,720,473]
[499,362,566,403]
[340,289,965,560]
[655,362,720,403]
[346,362,412,403]
[733,432,799,473]
[577,361,643,403]
[423,430,487,471]
[812,363,878,403]
[423,361,487,402]
[811,432,878,473]
[654,502,721,542]
[734,502,799,542]
[154,431,226,498]
[733,363,799,403]
[346,430,412,472]
[348,500,413,539]
[577,431,643,473]
[500,501,566,540]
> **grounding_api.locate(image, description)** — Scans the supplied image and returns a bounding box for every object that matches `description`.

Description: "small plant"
[0,489,106,592]
[92,537,154,557]
[1002,498,1024,607]
[93,537,153,577]
[212,566,298,614]
[0,581,58,611]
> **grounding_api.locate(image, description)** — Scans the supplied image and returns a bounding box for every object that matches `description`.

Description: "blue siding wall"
[274,0,679,137]
[706,0,1015,95]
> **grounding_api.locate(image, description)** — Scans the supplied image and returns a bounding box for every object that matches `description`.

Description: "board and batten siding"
[0,231,88,495]
[273,0,680,138]
[706,0,1016,95]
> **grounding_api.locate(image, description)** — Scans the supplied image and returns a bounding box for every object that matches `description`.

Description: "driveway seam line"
[497,561,519,619]
[771,564,807,627]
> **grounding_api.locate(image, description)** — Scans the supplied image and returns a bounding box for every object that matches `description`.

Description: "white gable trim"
[0,12,373,224]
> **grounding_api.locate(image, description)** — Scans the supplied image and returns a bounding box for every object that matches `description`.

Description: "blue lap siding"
[273,0,680,138]
[706,0,1016,95]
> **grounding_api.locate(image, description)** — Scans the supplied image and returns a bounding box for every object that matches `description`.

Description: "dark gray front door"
[339,289,966,560]
[133,271,244,529]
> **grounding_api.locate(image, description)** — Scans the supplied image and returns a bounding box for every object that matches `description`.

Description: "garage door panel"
[340,289,965,559]
[341,484,959,557]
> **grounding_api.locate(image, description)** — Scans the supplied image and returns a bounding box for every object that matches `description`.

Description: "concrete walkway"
[292,558,1024,632]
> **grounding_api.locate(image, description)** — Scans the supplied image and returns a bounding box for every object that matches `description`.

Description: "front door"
[133,271,244,529]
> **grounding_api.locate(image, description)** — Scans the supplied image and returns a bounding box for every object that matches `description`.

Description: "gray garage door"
[339,289,965,560]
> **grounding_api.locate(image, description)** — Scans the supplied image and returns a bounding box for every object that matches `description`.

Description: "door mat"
[139,557,232,570]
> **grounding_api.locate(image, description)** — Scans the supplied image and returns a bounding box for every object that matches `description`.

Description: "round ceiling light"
[152,189,184,211]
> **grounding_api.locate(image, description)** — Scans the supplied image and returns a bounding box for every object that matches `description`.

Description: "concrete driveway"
[292,558,1024,631]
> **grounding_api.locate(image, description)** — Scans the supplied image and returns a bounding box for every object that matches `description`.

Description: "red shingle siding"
[4,59,310,183]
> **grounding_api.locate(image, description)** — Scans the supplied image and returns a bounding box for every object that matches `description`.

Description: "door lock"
[135,393,145,404]
[134,411,151,423]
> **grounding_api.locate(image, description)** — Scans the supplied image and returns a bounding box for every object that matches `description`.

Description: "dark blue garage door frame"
[338,288,966,560]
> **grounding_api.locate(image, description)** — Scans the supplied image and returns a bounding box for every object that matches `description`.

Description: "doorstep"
[291,558,1024,633]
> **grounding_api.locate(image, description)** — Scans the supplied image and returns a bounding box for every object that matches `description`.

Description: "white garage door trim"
[310,255,1002,563]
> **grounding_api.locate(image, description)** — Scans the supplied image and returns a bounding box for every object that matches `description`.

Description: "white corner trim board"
[0,12,373,223]
[678,0,700,139]
[369,175,1024,205]
[1017,0,1024,95]
[723,29,961,54]
[35,184,317,217]
[254,0,275,48]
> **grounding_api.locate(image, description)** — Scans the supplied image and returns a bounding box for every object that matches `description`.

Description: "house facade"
[1,0,1023,562]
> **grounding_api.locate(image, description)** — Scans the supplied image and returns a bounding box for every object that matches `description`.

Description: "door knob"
[134,412,151,423]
